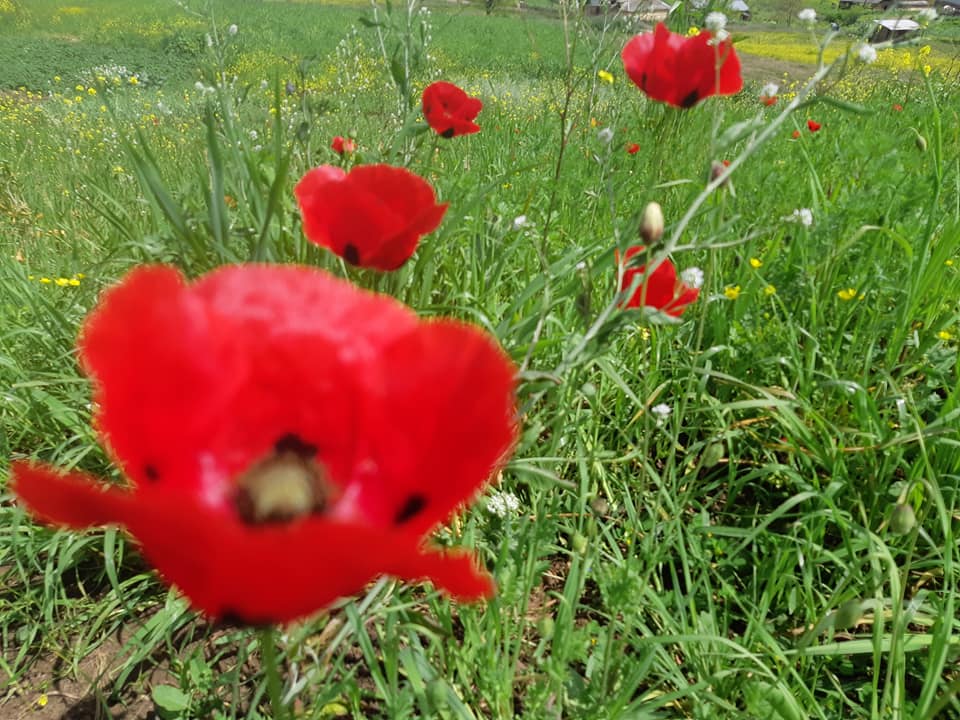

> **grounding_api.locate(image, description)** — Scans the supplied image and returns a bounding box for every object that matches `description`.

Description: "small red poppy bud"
[626,142,640,154]
[330,135,356,155]
[807,119,821,132]
[792,129,801,139]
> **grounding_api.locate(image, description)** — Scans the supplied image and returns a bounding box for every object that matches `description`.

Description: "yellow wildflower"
[597,69,614,84]
[68,278,81,286]
[40,277,52,284]
[763,284,777,296]
[946,259,954,267]
[937,330,953,341]
[749,257,762,269]
[837,288,858,301]
[75,84,84,92]
[724,285,741,300]
[686,26,700,37]
[55,277,70,287]
[923,65,932,77]
[129,76,139,85]
[87,87,96,96]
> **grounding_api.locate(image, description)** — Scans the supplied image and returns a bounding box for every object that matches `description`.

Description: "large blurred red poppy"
[618,246,700,317]
[12,265,517,625]
[621,23,742,109]
[422,81,483,138]
[295,164,447,271]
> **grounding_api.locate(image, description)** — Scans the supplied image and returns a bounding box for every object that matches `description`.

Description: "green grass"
[2,0,960,718]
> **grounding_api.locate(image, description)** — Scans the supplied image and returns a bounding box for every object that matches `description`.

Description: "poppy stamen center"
[235,436,335,524]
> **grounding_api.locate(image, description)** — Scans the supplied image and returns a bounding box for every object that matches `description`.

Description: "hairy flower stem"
[260,626,288,720]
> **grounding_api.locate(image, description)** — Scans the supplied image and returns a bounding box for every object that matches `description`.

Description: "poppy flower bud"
[536,615,556,639]
[915,134,928,152]
[702,442,724,468]
[639,202,664,245]
[890,503,916,535]
[834,599,862,630]
[710,160,731,186]
[571,532,588,555]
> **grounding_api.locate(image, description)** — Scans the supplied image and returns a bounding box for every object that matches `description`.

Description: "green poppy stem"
[259,626,287,720]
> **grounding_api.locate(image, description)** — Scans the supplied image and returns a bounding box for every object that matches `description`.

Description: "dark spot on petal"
[144,465,159,482]
[441,127,455,139]
[218,607,275,628]
[343,243,360,265]
[680,89,700,108]
[640,72,647,90]
[395,494,427,525]
[274,433,317,458]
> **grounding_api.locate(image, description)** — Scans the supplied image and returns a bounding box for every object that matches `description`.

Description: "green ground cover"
[1,0,959,718]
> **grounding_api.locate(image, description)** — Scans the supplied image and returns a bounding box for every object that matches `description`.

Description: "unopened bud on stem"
[640,202,664,245]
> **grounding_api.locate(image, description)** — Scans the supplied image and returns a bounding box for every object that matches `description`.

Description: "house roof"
[874,18,920,30]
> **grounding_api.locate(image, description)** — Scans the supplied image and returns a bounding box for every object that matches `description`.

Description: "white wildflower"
[857,44,877,64]
[789,208,814,226]
[487,491,520,518]
[512,215,528,230]
[761,82,779,98]
[228,23,238,35]
[681,266,705,289]
[598,127,614,144]
[651,403,673,424]
[798,8,816,23]
[249,130,259,141]
[705,12,727,33]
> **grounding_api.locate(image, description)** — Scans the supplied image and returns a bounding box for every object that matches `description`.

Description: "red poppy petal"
[80,266,239,487]
[11,462,135,528]
[84,265,422,498]
[422,82,482,137]
[295,165,445,271]
[13,462,490,622]
[335,320,517,536]
[388,547,495,601]
[622,23,742,108]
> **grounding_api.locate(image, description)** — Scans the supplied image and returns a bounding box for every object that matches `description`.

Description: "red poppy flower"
[421,81,483,138]
[893,103,903,112]
[621,23,742,109]
[617,246,700,317]
[807,119,821,132]
[330,135,356,155]
[626,143,641,155]
[11,265,518,625]
[761,95,777,106]
[295,164,448,271]
[792,129,801,139]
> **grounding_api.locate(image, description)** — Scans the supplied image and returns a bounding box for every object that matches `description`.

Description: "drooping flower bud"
[890,503,916,535]
[639,201,664,245]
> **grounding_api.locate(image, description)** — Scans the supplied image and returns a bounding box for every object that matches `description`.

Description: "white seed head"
[857,44,877,64]
[798,8,816,23]
[598,127,614,144]
[761,82,779,98]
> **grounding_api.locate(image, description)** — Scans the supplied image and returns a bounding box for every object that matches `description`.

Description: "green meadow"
[2,0,959,717]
